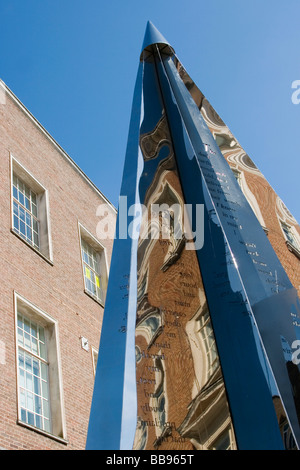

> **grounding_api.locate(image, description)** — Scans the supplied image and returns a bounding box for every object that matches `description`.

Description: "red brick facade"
[0,81,116,450]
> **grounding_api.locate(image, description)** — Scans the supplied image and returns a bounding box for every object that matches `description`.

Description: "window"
[79,223,108,305]
[15,294,66,442]
[81,239,103,301]
[17,314,51,433]
[13,174,39,249]
[11,157,52,262]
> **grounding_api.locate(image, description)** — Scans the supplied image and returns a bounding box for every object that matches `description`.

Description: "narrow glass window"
[17,313,51,433]
[13,174,39,249]
[81,239,103,303]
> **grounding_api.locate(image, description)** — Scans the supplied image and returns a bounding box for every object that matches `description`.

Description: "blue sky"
[0,0,299,222]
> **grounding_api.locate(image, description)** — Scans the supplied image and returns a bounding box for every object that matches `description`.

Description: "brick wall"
[0,83,116,450]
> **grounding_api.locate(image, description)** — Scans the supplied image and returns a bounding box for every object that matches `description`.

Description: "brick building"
[0,80,116,450]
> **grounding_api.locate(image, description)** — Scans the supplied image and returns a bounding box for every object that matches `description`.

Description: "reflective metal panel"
[155,49,300,448]
[86,22,300,450]
[133,55,235,450]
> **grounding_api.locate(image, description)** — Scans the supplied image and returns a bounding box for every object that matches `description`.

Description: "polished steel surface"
[133,57,235,449]
[86,22,300,450]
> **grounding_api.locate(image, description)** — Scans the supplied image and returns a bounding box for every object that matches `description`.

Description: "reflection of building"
[133,89,236,450]
[177,59,300,290]
[132,24,300,451]
[0,81,116,449]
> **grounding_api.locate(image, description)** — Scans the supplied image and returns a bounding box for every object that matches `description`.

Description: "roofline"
[0,79,117,213]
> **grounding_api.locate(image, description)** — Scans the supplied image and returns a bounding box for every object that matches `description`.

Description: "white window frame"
[10,155,53,263]
[14,292,67,443]
[78,222,109,306]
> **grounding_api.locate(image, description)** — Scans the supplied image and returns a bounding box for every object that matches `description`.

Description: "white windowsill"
[11,229,54,266]
[84,289,105,308]
[17,420,68,445]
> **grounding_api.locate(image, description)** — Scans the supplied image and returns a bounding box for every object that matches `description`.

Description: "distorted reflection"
[133,53,236,450]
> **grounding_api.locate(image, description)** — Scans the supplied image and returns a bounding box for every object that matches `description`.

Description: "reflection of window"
[79,224,108,305]
[232,168,241,186]
[230,166,268,233]
[154,358,166,429]
[281,222,300,251]
[11,157,52,261]
[283,423,296,450]
[15,294,66,441]
[133,418,148,450]
[210,428,233,450]
[198,311,219,377]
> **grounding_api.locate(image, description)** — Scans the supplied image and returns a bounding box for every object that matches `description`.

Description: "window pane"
[25,197,31,210]
[18,190,24,206]
[38,326,45,343]
[27,392,34,412]
[35,395,42,415]
[20,408,26,423]
[24,318,30,333]
[43,399,50,419]
[19,369,25,388]
[33,231,39,247]
[26,225,32,241]
[25,185,30,198]
[32,358,39,377]
[27,412,34,426]
[26,372,33,392]
[44,418,51,433]
[35,415,42,429]
[32,203,38,218]
[18,351,24,369]
[32,218,38,233]
[20,389,26,408]
[13,215,19,232]
[39,342,47,361]
[20,221,26,237]
[13,201,18,215]
[17,327,23,346]
[41,380,48,399]
[31,322,37,338]
[17,314,23,328]
[33,375,40,395]
[24,332,31,350]
[25,211,31,226]
[41,362,47,381]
